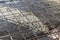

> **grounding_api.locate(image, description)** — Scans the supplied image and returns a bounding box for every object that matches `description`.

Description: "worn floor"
[0,0,60,40]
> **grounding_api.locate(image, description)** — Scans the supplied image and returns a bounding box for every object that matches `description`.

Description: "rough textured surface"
[0,0,60,40]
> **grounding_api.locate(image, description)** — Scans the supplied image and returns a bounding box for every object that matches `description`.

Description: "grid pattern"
[0,0,60,40]
[0,6,49,40]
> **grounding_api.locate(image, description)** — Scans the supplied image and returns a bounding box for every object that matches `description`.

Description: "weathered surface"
[0,0,60,40]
